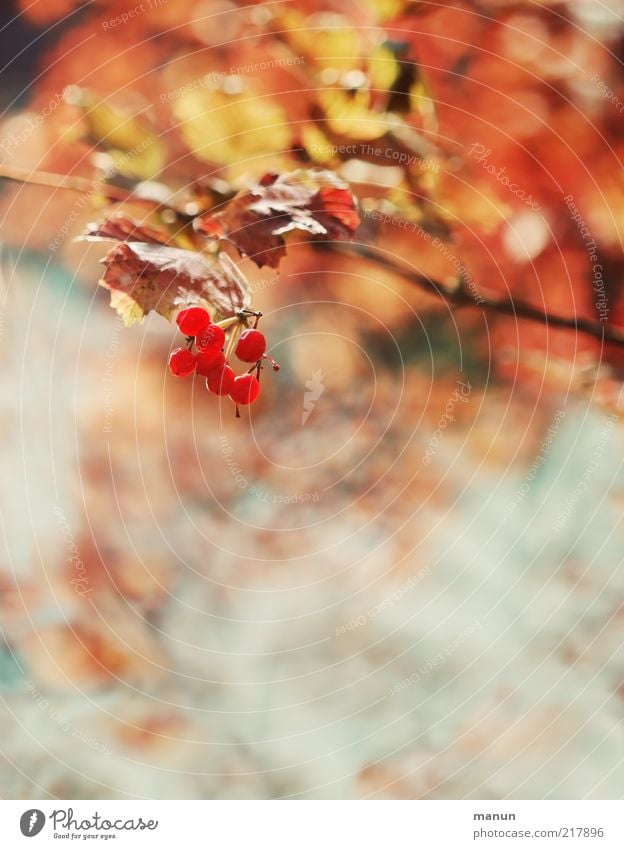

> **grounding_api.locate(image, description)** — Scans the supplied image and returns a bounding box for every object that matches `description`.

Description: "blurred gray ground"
[0,263,623,799]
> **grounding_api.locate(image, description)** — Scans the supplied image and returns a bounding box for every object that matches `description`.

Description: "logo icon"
[302,369,325,426]
[20,810,45,837]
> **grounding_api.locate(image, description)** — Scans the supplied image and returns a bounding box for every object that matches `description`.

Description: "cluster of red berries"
[168,305,278,414]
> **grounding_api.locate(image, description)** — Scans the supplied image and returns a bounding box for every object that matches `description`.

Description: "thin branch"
[322,241,624,348]
[3,165,622,348]
[0,165,131,202]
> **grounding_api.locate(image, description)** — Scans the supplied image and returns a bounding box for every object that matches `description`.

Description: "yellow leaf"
[317,89,388,140]
[368,45,399,91]
[66,86,165,180]
[107,289,145,327]
[277,11,362,70]
[173,83,291,168]
[410,80,438,134]
[300,125,335,163]
[363,0,411,23]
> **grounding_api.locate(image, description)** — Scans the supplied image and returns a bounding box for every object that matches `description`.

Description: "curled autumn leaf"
[82,214,170,245]
[99,242,251,326]
[193,169,360,268]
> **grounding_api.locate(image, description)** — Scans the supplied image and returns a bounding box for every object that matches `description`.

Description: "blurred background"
[1,0,624,799]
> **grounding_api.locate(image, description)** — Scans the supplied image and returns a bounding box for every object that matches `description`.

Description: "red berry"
[169,347,196,377]
[176,306,211,336]
[206,364,235,396]
[196,349,225,376]
[235,329,266,363]
[230,373,260,405]
[196,324,225,351]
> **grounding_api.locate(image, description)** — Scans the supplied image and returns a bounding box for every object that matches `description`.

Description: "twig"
[0,164,130,202]
[322,241,624,347]
[3,165,622,348]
